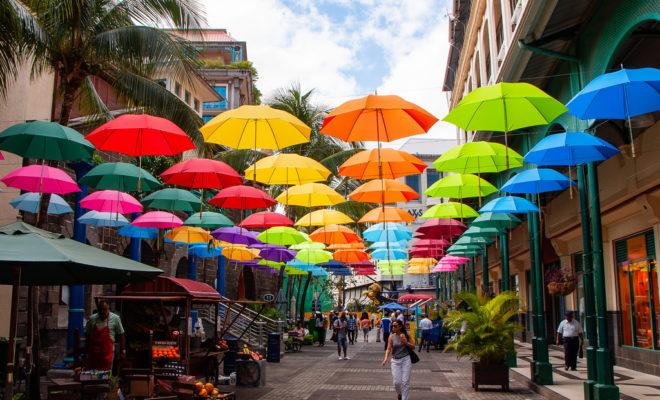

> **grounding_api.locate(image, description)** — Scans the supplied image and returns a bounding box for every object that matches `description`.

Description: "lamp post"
[481,245,490,294]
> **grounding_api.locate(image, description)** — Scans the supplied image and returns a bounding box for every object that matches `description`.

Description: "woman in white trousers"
[382,320,414,400]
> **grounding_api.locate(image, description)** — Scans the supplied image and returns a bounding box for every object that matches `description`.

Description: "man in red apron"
[85,300,125,371]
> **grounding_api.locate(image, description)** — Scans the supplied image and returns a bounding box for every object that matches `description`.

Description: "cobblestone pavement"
[234,331,545,400]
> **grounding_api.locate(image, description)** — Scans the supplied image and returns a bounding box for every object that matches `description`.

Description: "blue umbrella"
[524,132,619,166]
[319,260,345,268]
[287,259,316,270]
[479,196,539,213]
[117,224,158,239]
[370,248,407,260]
[78,211,128,227]
[189,244,222,259]
[501,168,573,194]
[10,192,72,215]
[311,267,329,277]
[363,222,412,242]
[379,303,407,310]
[327,267,352,276]
[368,241,408,250]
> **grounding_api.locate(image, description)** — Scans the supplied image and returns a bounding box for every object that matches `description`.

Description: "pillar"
[216,256,226,296]
[482,247,490,294]
[531,209,553,384]
[461,264,467,292]
[129,213,141,262]
[470,257,476,292]
[500,232,510,291]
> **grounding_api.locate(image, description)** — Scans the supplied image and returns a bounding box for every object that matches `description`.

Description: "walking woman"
[333,312,350,360]
[382,320,414,400]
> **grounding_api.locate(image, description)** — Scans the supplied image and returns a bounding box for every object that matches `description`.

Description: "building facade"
[444,0,660,375]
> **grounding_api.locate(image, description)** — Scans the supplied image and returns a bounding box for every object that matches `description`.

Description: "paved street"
[234,331,544,400]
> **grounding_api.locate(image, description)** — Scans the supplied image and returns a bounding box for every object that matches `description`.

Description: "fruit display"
[239,344,264,361]
[152,341,180,361]
[194,381,227,399]
[216,339,229,351]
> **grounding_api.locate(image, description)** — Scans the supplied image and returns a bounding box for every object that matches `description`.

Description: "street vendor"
[85,300,126,370]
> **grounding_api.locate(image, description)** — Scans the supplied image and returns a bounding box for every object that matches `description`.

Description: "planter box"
[471,362,509,391]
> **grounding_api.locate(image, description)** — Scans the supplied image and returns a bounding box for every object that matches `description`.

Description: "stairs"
[209,298,284,350]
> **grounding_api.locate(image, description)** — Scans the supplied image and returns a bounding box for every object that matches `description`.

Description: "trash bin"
[266,333,281,363]
[223,336,239,375]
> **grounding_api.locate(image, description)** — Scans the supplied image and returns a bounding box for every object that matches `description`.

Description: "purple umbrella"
[258,245,297,262]
[211,226,261,245]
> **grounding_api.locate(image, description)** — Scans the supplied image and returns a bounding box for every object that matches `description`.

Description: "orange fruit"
[195,382,204,390]
[204,383,214,392]
[198,388,208,397]
[211,389,219,396]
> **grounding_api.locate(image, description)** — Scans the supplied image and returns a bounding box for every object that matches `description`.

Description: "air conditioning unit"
[511,0,523,27]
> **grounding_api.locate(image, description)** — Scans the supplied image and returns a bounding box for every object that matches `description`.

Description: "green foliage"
[444,291,521,365]
[139,156,178,178]
[346,298,365,312]
[248,304,282,321]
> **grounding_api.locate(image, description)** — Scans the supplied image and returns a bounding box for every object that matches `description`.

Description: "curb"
[510,369,570,400]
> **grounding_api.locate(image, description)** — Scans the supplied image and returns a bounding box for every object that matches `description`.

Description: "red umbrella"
[210,185,276,209]
[161,158,242,189]
[132,211,183,229]
[412,238,450,247]
[348,261,375,269]
[86,114,195,156]
[416,218,465,237]
[398,293,434,304]
[239,211,294,229]
[410,248,444,258]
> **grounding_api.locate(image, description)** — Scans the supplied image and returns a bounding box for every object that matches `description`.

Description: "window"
[184,90,191,105]
[426,169,440,187]
[405,175,421,202]
[482,22,491,82]
[174,82,182,97]
[204,85,228,110]
[474,52,481,87]
[194,98,200,112]
[615,231,659,349]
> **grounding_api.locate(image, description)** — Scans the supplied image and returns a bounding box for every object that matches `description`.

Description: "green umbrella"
[142,188,201,212]
[184,212,233,228]
[257,226,307,246]
[425,173,497,198]
[79,162,160,192]
[454,236,493,246]
[421,201,479,219]
[0,121,95,161]
[290,241,326,250]
[471,212,521,230]
[447,246,482,256]
[462,226,502,237]
[433,142,523,173]
[295,248,332,264]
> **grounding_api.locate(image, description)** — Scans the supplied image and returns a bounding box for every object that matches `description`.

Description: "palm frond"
[98,0,205,30]
[77,76,114,125]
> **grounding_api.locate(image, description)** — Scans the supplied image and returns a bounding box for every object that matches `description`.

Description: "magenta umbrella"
[81,190,142,214]
[132,211,183,229]
[440,255,470,264]
[1,165,80,194]
[431,264,458,273]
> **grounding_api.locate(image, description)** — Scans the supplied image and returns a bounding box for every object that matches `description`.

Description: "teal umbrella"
[184,212,234,228]
[0,120,95,161]
[79,162,160,192]
[471,212,521,230]
[462,226,502,238]
[141,188,201,212]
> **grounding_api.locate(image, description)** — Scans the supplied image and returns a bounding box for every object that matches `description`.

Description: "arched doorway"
[236,265,256,300]
[175,257,188,278]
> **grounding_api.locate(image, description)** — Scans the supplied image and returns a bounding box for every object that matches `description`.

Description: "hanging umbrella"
[160,158,242,189]
[348,179,419,203]
[210,185,276,209]
[338,148,427,179]
[409,248,444,258]
[310,225,361,244]
[479,196,540,213]
[524,131,620,166]
[1,165,80,194]
[295,209,354,227]
[117,225,158,239]
[319,260,346,269]
[165,226,213,244]
[189,244,223,259]
[239,211,293,229]
[0,120,95,161]
[245,154,331,185]
[471,213,521,230]
[258,245,297,263]
[439,255,471,264]
[141,188,201,212]
[462,226,502,238]
[421,202,479,219]
[78,210,129,227]
[290,241,326,250]
[86,114,194,156]
[425,173,497,199]
[80,190,143,214]
[10,192,72,215]
[79,162,160,192]
[320,94,438,142]
[566,68,660,157]
[363,222,412,242]
[408,257,437,268]
[358,206,415,223]
[433,142,523,173]
[454,236,494,246]
[257,226,307,245]
[334,249,370,263]
[132,211,183,229]
[328,242,365,250]
[501,168,573,194]
[412,238,450,247]
[200,104,311,149]
[406,265,432,275]
[432,264,458,273]
[211,227,261,245]
[416,218,466,237]
[184,212,234,229]
[295,248,333,264]
[368,241,408,250]
[378,260,406,274]
[275,183,345,206]
[222,245,260,262]
[371,248,407,260]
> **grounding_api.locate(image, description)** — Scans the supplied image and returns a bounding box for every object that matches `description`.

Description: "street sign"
[263,293,275,302]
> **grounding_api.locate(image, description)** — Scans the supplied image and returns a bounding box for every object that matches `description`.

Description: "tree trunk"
[299,272,312,324]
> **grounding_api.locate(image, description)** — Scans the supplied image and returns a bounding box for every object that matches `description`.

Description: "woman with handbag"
[382,321,418,400]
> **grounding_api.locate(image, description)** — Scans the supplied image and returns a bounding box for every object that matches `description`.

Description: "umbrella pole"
[623,83,636,158]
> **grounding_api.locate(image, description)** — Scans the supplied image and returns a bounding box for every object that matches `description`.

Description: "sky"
[202,0,458,143]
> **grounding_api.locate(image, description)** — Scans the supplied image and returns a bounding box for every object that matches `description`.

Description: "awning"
[121,275,222,302]
[397,293,434,304]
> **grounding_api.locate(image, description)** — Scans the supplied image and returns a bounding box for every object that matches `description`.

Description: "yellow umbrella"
[200,105,311,150]
[165,226,213,244]
[295,209,354,227]
[276,183,345,206]
[408,257,437,268]
[222,245,260,261]
[407,264,432,274]
[245,154,331,185]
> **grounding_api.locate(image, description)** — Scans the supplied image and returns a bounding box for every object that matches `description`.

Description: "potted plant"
[444,291,521,391]
[545,268,577,296]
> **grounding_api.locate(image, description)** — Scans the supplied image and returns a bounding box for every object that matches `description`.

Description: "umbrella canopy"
[334,249,370,263]
[222,245,259,261]
[310,225,361,244]
[245,153,331,185]
[471,212,521,230]
[132,211,183,229]
[432,264,458,273]
[348,179,419,203]
[79,162,160,192]
[501,168,573,194]
[524,132,620,166]
[184,212,234,229]
[439,255,471,264]
[462,226,502,238]
[295,209,354,227]
[0,120,95,161]
[0,221,162,285]
[421,202,479,219]
[86,114,194,156]
[443,82,567,132]
[189,244,223,259]
[160,158,242,189]
[80,190,142,214]
[371,248,407,260]
[363,222,412,242]
[416,218,466,237]
[141,188,201,212]
[379,303,408,310]
[410,248,445,258]
[165,226,213,244]
[368,241,408,250]
[258,245,296,262]
[257,226,307,245]
[290,241,326,250]
[338,148,427,179]
[10,192,72,215]
[210,185,276,209]
[320,94,438,142]
[479,196,540,213]
[2,165,80,194]
[408,257,437,268]
[406,264,432,275]
[359,206,415,223]
[78,210,129,227]
[454,236,493,246]
[378,260,406,274]
[433,142,523,173]
[118,225,158,239]
[200,105,311,149]
[319,260,345,268]
[276,183,345,206]
[412,238,450,247]
[211,227,261,245]
[425,173,497,198]
[295,248,333,264]
[398,293,433,303]
[239,211,293,229]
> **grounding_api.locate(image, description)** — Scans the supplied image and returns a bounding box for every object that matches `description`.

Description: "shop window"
[615,231,659,350]
[405,175,421,203]
[427,168,440,187]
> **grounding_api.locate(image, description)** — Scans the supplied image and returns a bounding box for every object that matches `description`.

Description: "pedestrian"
[382,320,414,400]
[347,313,357,344]
[334,312,350,360]
[380,313,391,349]
[85,300,126,371]
[371,313,377,329]
[556,311,583,371]
[361,315,370,342]
[418,314,433,352]
[376,316,382,342]
[315,312,326,347]
[396,310,405,326]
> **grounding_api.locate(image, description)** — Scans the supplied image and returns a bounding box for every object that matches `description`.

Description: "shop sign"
[262,293,275,302]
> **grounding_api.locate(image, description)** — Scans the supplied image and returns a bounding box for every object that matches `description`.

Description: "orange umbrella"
[310,224,362,245]
[320,95,438,142]
[339,148,427,179]
[334,249,370,263]
[328,242,366,250]
[348,179,419,203]
[358,206,415,223]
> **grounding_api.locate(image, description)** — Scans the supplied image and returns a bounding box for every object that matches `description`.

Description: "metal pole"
[500,232,510,291]
[435,273,440,300]
[461,264,466,292]
[482,247,490,294]
[470,257,476,292]
[531,209,553,384]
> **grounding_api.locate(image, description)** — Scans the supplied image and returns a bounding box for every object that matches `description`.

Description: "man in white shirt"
[418,315,434,352]
[556,311,583,371]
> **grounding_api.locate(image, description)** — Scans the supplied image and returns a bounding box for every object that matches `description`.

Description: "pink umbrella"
[431,264,459,273]
[1,165,80,194]
[81,190,143,214]
[439,255,470,264]
[132,211,183,229]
